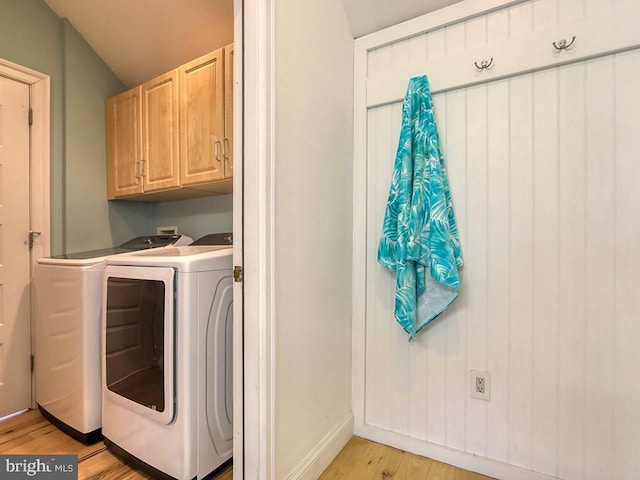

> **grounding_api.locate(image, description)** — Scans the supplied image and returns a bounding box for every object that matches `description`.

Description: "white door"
[0,75,31,418]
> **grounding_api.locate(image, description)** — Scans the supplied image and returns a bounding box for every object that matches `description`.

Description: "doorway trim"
[242,0,276,477]
[232,0,246,477]
[0,58,51,407]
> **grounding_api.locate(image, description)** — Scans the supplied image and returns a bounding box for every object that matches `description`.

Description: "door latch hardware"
[28,231,42,249]
[233,266,243,282]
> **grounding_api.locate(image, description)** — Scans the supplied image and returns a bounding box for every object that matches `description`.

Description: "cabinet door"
[105,87,143,199]
[224,43,234,179]
[142,70,180,192]
[179,48,225,185]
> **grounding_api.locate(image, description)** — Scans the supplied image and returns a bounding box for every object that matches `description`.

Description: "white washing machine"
[34,234,192,444]
[101,237,233,479]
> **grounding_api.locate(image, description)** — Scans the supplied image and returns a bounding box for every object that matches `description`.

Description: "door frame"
[240,0,276,478]
[0,58,51,408]
[232,0,246,477]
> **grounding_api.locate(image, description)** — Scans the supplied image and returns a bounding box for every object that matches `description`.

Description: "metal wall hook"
[553,36,576,51]
[474,58,493,70]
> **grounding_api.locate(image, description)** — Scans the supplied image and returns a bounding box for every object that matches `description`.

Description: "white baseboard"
[285,412,354,480]
[355,424,560,480]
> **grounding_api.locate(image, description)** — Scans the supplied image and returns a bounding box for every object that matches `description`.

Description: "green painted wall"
[62,20,154,252]
[0,1,233,254]
[152,194,233,241]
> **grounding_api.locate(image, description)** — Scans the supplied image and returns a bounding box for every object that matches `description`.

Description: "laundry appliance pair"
[35,233,233,479]
[34,234,192,443]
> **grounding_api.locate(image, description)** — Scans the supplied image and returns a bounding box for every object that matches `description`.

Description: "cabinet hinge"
[28,108,33,126]
[233,266,243,283]
[30,355,34,373]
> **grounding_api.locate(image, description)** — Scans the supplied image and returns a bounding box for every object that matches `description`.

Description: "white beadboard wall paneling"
[360,50,640,479]
[447,20,467,57]
[487,8,509,44]
[441,88,467,454]
[614,0,637,9]
[353,2,640,479]
[463,83,489,458]
[364,104,396,431]
[407,34,427,67]
[584,55,615,480]
[558,0,585,24]
[366,3,640,108]
[508,2,532,39]
[556,61,587,480]
[465,16,485,50]
[585,0,613,18]
[531,0,557,31]
[531,67,559,478]
[508,73,535,470]
[424,94,449,447]
[613,49,640,480]
[485,78,510,465]
[427,28,446,61]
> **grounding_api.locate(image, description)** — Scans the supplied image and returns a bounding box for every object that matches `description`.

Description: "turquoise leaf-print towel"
[378,75,463,340]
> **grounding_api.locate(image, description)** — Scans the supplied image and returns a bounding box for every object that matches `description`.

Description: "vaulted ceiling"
[43,0,462,88]
[44,0,234,88]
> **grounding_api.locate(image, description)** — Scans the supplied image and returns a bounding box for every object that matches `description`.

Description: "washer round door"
[103,265,176,425]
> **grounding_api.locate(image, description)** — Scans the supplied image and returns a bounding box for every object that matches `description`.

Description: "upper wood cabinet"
[105,44,233,201]
[141,70,180,193]
[179,44,234,188]
[105,70,180,199]
[179,48,225,186]
[105,87,143,199]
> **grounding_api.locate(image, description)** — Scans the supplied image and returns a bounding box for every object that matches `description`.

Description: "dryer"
[34,234,192,444]
[101,236,233,479]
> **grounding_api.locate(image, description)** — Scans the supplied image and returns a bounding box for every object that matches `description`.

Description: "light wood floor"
[1,409,495,480]
[320,436,495,480]
[0,409,232,480]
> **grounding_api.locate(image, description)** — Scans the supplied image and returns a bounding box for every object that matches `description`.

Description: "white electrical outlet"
[470,370,491,400]
[157,225,178,235]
